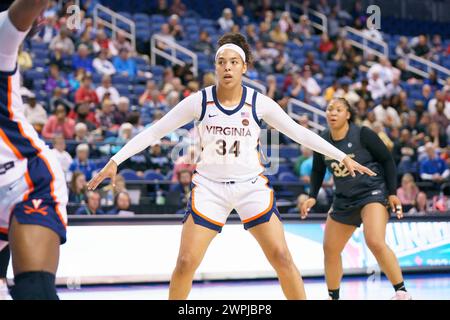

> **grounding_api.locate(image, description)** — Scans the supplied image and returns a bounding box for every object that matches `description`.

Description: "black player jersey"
[310,123,397,200]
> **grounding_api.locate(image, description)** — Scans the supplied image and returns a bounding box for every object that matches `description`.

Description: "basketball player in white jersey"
[88,33,375,299]
[0,0,68,299]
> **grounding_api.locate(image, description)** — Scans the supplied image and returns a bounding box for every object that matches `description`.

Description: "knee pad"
[10,271,59,300]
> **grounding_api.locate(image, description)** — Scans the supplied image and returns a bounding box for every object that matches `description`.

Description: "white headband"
[215,44,246,63]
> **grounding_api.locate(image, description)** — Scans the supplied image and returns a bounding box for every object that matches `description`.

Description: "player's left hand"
[388,195,403,219]
[341,156,377,177]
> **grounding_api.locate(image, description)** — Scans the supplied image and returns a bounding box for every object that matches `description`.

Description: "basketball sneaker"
[391,290,412,300]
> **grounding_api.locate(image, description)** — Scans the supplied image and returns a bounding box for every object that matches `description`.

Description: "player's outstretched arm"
[0,0,48,72]
[8,0,48,32]
[258,94,376,177]
[87,92,201,190]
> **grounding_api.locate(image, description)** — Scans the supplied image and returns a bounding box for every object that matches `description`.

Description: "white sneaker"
[391,290,412,300]
[0,280,9,300]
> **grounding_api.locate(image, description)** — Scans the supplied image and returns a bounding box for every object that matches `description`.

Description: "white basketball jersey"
[195,85,264,182]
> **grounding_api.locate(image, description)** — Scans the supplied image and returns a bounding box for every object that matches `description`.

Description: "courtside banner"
[7,221,450,285]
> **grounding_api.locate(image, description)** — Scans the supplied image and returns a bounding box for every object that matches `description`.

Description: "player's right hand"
[341,156,376,177]
[87,159,118,191]
[300,198,316,220]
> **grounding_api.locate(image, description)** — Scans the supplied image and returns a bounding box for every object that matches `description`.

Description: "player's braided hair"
[217,33,253,65]
[331,97,356,123]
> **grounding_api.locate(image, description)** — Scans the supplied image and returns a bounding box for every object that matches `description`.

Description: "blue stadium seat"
[143,170,165,181]
[279,147,300,159]
[278,172,299,183]
[119,169,141,181]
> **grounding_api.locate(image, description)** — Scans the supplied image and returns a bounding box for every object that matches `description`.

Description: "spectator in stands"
[74,122,92,144]
[107,192,133,215]
[92,30,117,56]
[146,141,171,175]
[218,8,234,33]
[141,89,166,114]
[288,194,310,214]
[138,80,158,106]
[234,4,249,29]
[73,102,98,131]
[69,143,97,181]
[429,34,444,62]
[413,35,431,58]
[374,96,401,129]
[367,56,395,85]
[127,110,144,136]
[18,44,32,72]
[304,51,323,77]
[192,30,214,55]
[419,142,450,183]
[68,68,86,93]
[424,70,442,91]
[420,84,434,106]
[316,0,331,16]
[355,79,374,104]
[69,171,87,204]
[113,122,133,149]
[431,101,450,129]
[24,93,47,133]
[96,99,117,135]
[395,36,412,59]
[75,190,105,215]
[75,74,99,105]
[169,0,187,17]
[428,90,450,119]
[395,59,417,83]
[407,192,429,215]
[166,90,181,109]
[269,24,288,45]
[155,23,175,52]
[427,122,448,150]
[93,48,116,76]
[113,31,133,56]
[287,72,305,101]
[96,74,120,105]
[45,64,70,96]
[334,77,360,108]
[72,44,94,74]
[397,173,420,211]
[402,110,425,141]
[49,26,75,55]
[113,48,137,78]
[263,9,275,28]
[393,128,418,175]
[301,66,323,106]
[327,7,340,39]
[35,12,58,43]
[42,103,75,139]
[167,14,184,41]
[266,75,283,103]
[386,78,402,98]
[278,11,294,34]
[113,97,130,125]
[258,21,272,45]
[154,0,169,15]
[367,71,387,101]
[169,169,193,207]
[48,41,71,73]
[51,135,73,180]
[324,80,339,103]
[293,14,312,41]
[172,145,197,182]
[318,33,334,59]
[76,28,95,53]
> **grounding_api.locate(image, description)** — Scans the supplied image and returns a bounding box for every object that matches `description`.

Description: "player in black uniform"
[301,98,411,300]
